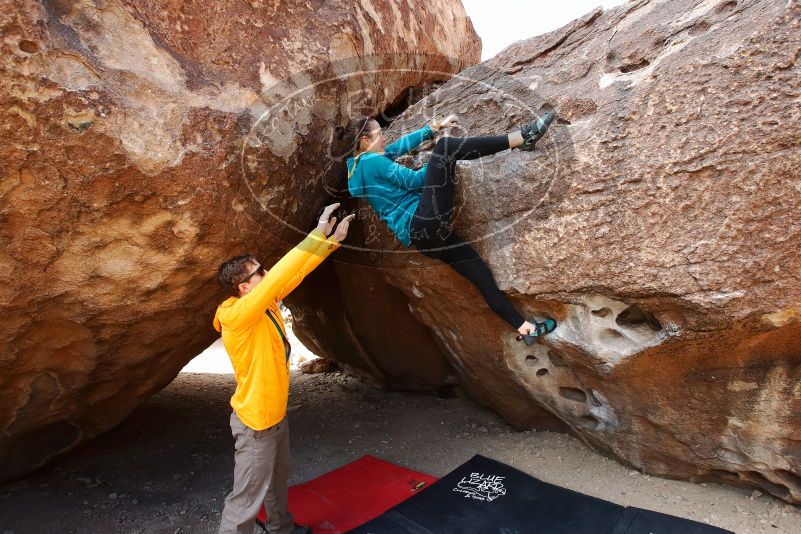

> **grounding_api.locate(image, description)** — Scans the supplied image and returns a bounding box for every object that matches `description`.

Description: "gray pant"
[218,412,295,534]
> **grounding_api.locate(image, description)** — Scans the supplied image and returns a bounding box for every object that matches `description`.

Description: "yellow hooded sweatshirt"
[213,229,339,430]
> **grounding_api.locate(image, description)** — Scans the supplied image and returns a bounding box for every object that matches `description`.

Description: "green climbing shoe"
[518,112,555,151]
[516,318,557,345]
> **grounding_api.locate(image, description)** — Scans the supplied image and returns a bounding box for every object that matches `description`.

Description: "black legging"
[410,135,525,329]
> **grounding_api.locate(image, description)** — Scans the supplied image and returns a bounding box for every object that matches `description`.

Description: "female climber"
[332,112,557,344]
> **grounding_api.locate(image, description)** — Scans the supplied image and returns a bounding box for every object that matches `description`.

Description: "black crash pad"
[349,455,733,534]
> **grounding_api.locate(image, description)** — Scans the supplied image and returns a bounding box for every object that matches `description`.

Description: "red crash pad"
[257,455,437,533]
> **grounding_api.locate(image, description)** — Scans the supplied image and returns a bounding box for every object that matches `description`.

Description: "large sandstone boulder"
[289,0,801,502]
[0,0,480,481]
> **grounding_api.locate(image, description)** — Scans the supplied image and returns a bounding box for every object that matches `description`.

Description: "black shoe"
[518,112,556,151]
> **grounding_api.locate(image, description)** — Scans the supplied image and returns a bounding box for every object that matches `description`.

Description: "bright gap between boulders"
[180,305,320,374]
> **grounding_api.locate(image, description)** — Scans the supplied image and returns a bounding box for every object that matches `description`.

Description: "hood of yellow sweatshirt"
[213,296,238,332]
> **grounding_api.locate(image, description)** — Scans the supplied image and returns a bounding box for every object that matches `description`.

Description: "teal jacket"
[346,126,434,246]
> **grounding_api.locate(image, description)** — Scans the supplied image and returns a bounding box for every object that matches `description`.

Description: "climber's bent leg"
[413,230,525,330]
[431,135,510,162]
[413,135,509,234]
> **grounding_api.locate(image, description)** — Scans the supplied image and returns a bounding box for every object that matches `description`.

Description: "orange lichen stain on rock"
[8,105,36,128]
[726,380,760,392]
[37,54,102,91]
[18,320,97,376]
[64,109,95,132]
[48,211,194,285]
[170,214,199,240]
[761,308,801,327]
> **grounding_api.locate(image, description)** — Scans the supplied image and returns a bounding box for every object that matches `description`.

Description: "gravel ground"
[1,369,799,534]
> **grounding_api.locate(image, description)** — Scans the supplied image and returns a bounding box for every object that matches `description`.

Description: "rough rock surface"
[291,0,801,502]
[0,0,479,481]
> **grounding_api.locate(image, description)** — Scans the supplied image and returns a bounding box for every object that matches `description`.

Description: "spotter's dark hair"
[217,254,257,297]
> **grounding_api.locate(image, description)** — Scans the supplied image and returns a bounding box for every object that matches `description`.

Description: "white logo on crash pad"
[453,472,506,502]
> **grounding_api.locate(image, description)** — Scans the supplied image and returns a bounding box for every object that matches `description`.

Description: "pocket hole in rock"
[775,469,801,491]
[709,469,738,480]
[616,305,662,331]
[604,328,624,339]
[689,21,711,36]
[716,0,738,14]
[536,368,549,377]
[591,307,612,318]
[525,355,539,367]
[547,350,568,368]
[739,471,791,501]
[559,387,587,403]
[619,59,650,73]
[579,415,600,428]
[19,39,39,53]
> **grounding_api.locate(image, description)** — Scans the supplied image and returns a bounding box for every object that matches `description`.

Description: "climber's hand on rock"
[330,213,355,243]
[317,202,341,236]
[430,114,458,131]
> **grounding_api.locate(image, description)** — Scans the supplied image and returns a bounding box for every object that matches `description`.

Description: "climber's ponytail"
[330,116,372,160]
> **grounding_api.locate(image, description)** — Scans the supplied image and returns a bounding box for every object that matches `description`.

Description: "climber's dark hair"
[331,116,374,160]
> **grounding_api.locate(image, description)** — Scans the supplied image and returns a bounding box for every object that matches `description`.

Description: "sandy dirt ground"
[1,363,799,534]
